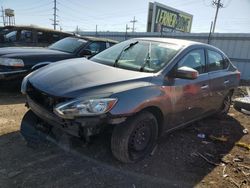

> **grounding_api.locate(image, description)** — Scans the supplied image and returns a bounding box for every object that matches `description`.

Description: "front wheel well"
[140,106,164,136]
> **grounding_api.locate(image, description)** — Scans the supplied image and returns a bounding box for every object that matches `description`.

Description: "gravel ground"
[0,87,249,188]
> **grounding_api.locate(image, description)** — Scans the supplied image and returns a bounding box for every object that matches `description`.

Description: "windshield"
[49,37,87,53]
[91,40,182,73]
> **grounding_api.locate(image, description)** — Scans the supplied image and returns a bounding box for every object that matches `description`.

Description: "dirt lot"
[0,87,249,188]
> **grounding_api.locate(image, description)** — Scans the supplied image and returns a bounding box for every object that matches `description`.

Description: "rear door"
[207,49,231,111]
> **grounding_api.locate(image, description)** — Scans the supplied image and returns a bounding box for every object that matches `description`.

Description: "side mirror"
[174,66,199,80]
[80,49,92,57]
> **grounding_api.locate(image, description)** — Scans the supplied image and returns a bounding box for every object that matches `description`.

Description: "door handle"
[201,85,209,89]
[224,80,230,84]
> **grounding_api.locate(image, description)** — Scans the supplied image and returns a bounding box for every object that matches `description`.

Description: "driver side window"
[178,49,206,74]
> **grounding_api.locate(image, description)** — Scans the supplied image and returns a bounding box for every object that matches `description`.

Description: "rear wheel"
[111,111,158,163]
[217,92,232,116]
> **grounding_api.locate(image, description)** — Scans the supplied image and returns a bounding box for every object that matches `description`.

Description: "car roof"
[136,37,226,56]
[134,37,225,52]
[78,36,118,43]
[2,25,73,35]
[135,37,203,47]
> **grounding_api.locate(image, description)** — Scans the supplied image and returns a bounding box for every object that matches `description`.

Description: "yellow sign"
[155,8,192,32]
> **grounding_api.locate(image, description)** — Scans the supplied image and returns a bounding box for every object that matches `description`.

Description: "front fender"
[110,85,168,117]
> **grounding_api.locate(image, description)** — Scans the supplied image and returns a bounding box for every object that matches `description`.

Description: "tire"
[216,92,232,116]
[111,111,158,163]
[20,110,49,147]
[234,97,250,112]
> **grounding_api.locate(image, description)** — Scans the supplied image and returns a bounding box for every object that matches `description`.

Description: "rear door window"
[20,30,32,42]
[107,42,116,48]
[52,34,60,42]
[207,50,224,72]
[223,57,230,69]
[37,31,47,43]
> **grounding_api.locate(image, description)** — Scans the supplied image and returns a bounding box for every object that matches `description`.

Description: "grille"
[26,82,67,111]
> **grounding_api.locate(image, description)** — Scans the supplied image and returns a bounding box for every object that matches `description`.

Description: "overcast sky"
[0,0,250,33]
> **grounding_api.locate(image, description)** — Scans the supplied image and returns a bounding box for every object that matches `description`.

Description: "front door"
[167,49,212,127]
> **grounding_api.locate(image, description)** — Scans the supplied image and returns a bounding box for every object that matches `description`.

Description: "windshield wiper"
[140,42,151,72]
[113,41,138,67]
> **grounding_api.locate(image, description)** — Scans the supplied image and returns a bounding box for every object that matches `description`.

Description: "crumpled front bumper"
[24,96,110,138]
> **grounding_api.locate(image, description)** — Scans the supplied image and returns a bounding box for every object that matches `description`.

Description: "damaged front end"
[20,82,126,144]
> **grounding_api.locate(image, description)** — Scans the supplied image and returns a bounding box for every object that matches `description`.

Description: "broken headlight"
[54,98,118,119]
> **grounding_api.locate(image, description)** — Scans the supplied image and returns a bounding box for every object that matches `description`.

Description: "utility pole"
[95,25,98,36]
[125,24,130,40]
[52,0,59,30]
[1,6,5,26]
[130,16,137,32]
[76,25,79,34]
[212,0,223,33]
[208,21,213,44]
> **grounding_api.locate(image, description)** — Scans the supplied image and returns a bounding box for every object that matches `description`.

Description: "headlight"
[0,58,24,67]
[54,98,118,118]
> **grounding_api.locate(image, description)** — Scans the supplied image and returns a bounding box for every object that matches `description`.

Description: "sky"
[0,0,250,33]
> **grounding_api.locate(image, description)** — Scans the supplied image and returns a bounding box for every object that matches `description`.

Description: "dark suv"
[20,38,240,163]
[0,36,117,83]
[0,26,73,47]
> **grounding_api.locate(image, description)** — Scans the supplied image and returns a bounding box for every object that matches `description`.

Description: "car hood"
[28,58,154,98]
[0,47,70,57]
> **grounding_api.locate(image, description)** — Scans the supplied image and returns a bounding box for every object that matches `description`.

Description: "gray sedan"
[20,38,240,163]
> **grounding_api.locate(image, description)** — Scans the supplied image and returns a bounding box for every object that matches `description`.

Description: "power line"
[203,0,212,7]
[223,0,232,8]
[173,0,202,7]
[15,2,52,12]
[58,1,145,22]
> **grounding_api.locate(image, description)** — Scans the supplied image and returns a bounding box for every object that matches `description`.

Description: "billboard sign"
[147,2,193,33]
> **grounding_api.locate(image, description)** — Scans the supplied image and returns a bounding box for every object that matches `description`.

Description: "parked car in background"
[20,38,240,163]
[0,26,9,43]
[0,36,117,83]
[0,25,74,47]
